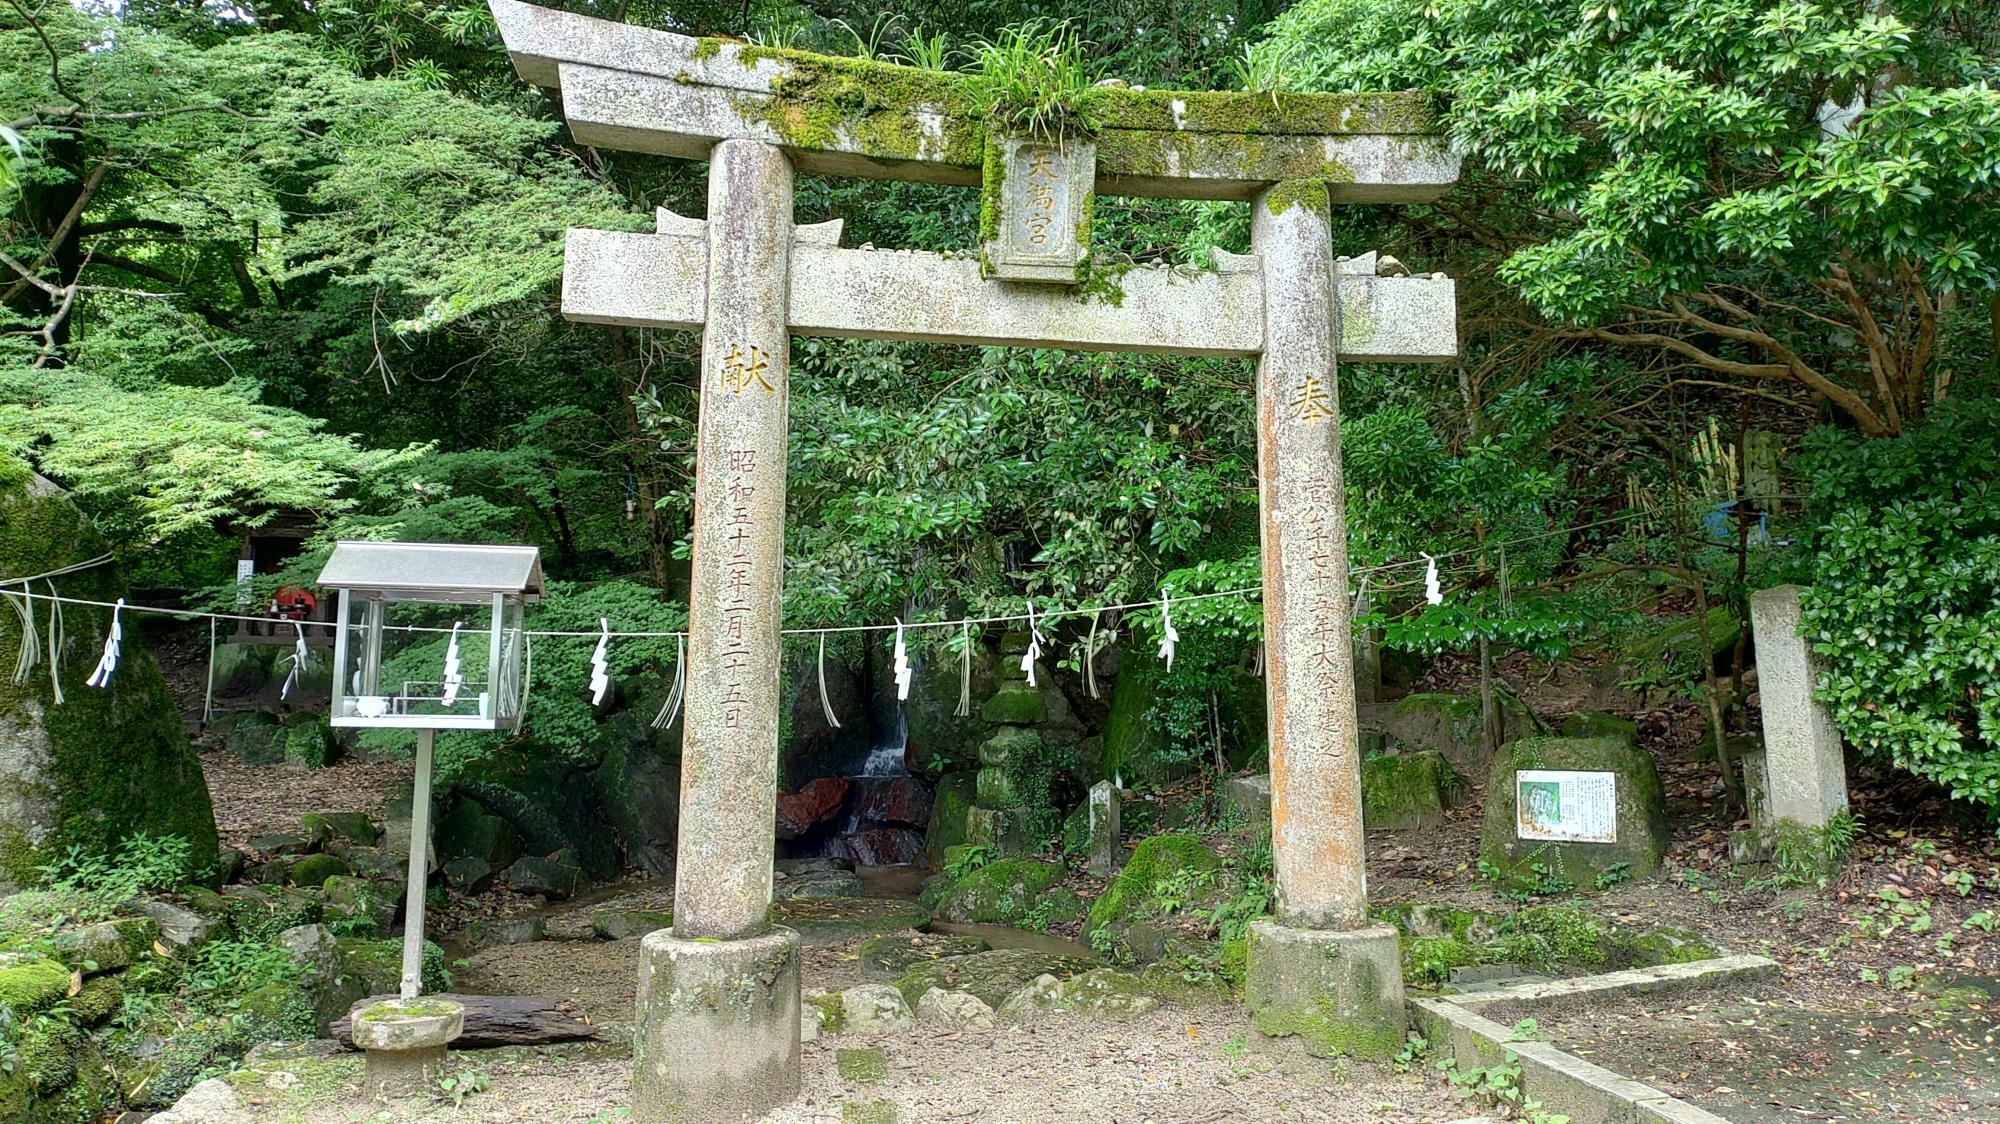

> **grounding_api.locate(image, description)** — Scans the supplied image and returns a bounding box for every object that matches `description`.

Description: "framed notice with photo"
[1515,770,1618,844]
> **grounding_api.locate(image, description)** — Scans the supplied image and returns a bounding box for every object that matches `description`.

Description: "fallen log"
[331,993,597,1048]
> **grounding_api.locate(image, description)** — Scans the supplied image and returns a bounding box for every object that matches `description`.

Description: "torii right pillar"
[1245,180,1409,1058]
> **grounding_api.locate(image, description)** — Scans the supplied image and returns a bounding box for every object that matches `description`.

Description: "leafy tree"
[1260,0,2000,437]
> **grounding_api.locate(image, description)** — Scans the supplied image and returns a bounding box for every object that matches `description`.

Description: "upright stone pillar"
[636,139,801,1124]
[1746,585,1849,872]
[1242,182,1404,1059]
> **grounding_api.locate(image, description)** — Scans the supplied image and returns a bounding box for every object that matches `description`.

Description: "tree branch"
[6,0,81,105]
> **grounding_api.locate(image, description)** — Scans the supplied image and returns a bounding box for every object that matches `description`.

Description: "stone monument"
[1742,584,1850,874]
[491,0,1459,1111]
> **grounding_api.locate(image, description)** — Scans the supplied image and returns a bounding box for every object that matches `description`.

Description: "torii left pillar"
[633,139,802,1123]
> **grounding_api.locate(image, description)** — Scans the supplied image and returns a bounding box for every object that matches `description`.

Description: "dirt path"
[201,748,411,851]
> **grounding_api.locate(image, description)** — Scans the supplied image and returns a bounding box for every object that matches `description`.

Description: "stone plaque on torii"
[491,2,1459,1118]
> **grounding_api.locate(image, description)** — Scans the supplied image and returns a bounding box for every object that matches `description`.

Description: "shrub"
[1798,400,2000,811]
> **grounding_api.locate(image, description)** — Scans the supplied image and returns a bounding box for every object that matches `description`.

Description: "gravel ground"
[238,1001,1468,1123]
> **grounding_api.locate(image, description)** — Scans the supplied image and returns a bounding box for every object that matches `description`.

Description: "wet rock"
[916,988,996,1030]
[776,856,854,874]
[591,708,680,876]
[772,897,928,947]
[840,985,914,1035]
[850,776,933,828]
[920,772,976,867]
[773,867,863,900]
[858,932,988,978]
[839,827,924,866]
[776,777,852,840]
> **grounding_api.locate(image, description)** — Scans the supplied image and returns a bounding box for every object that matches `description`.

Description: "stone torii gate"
[491,2,1459,1118]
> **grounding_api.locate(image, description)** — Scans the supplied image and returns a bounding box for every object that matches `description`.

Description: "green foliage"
[942,844,994,883]
[181,938,303,1008]
[1797,400,2000,810]
[31,833,193,918]
[965,22,1098,139]
[1261,0,1999,434]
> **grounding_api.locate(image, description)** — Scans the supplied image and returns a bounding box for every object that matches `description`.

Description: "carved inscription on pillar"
[984,135,1095,285]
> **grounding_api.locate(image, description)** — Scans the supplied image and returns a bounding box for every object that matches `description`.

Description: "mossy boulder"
[903,643,1000,777]
[0,954,70,1015]
[287,852,350,889]
[50,916,156,974]
[930,859,1064,925]
[894,948,1096,1009]
[1480,737,1669,894]
[1560,709,1639,745]
[920,772,975,867]
[1361,751,1459,831]
[1384,691,1544,769]
[1084,833,1221,937]
[300,811,378,847]
[980,686,1046,726]
[281,712,340,768]
[0,461,218,888]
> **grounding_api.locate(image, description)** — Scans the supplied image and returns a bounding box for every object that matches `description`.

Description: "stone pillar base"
[634,925,801,1124]
[351,998,464,1099]
[1245,920,1405,1059]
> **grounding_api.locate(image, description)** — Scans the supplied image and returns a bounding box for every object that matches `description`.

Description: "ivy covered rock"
[0,462,219,889]
[1083,833,1221,939]
[1479,737,1669,894]
[1361,751,1459,831]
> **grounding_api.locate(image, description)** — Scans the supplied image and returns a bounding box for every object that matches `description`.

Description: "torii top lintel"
[488,0,1460,203]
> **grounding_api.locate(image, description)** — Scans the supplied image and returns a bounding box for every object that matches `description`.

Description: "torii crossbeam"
[491,3,1459,1118]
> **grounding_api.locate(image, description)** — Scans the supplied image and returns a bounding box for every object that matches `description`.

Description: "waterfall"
[859,706,907,777]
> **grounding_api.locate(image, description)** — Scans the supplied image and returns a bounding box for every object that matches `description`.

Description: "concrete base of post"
[352,998,464,1099]
[633,925,802,1124]
[1245,920,1405,1059]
